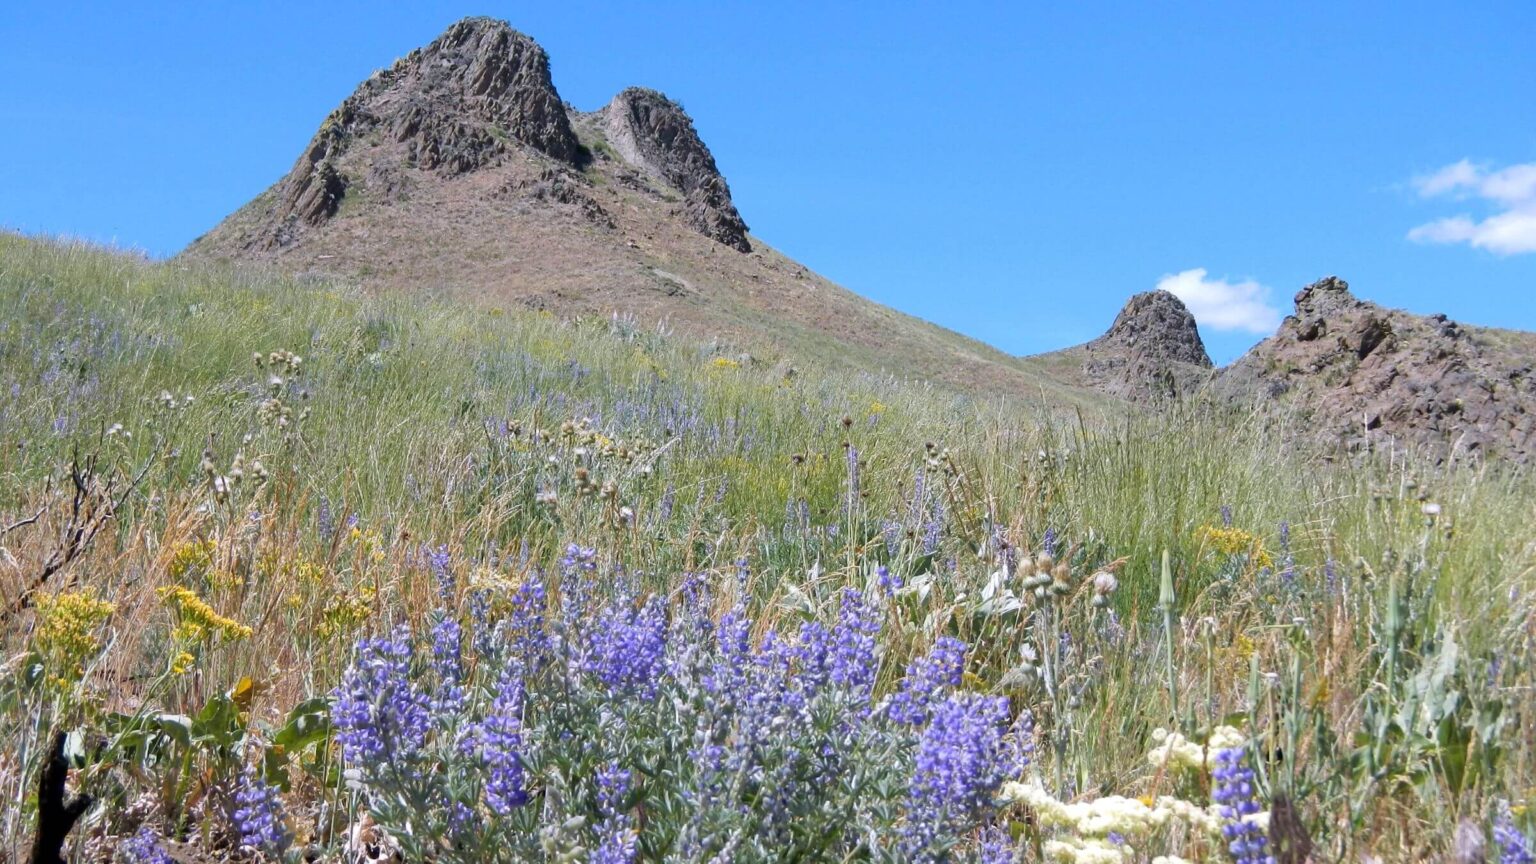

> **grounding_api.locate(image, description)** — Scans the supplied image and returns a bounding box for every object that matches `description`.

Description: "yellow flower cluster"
[709,356,740,370]
[33,590,115,686]
[167,538,217,581]
[1194,524,1274,569]
[159,586,253,642]
[317,587,376,640]
[348,526,388,566]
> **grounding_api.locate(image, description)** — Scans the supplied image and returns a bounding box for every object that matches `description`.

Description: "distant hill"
[182,17,1092,406]
[183,17,1536,462]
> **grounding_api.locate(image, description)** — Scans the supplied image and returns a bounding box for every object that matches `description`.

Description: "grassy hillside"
[2,234,1534,862]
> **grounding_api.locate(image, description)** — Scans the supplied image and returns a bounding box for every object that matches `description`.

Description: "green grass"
[1,233,1533,860]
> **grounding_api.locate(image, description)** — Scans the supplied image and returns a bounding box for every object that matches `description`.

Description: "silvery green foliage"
[329,547,1027,862]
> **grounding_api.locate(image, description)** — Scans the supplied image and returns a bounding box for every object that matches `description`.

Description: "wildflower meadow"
[2,235,1534,862]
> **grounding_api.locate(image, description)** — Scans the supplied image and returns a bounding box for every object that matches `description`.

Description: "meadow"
[1,233,1533,863]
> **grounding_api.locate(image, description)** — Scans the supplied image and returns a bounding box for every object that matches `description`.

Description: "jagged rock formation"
[597,88,750,252]
[1217,277,1536,462]
[185,17,1097,405]
[270,17,582,244]
[1078,290,1214,400]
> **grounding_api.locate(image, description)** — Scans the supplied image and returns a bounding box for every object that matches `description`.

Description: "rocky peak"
[1217,276,1536,462]
[1088,290,1213,367]
[598,87,751,252]
[1079,290,1213,401]
[271,17,582,236]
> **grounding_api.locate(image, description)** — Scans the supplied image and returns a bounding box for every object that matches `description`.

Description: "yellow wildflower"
[33,590,115,686]
[709,356,740,370]
[159,586,253,641]
[1194,524,1274,570]
[167,538,217,581]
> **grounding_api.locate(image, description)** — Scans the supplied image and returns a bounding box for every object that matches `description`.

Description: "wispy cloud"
[1408,159,1536,255]
[1156,268,1281,334]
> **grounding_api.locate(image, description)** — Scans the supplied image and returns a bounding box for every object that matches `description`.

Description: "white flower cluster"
[1001,780,1223,840]
[998,727,1252,864]
[1145,725,1245,772]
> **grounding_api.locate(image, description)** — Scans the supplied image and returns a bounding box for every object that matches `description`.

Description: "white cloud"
[1408,159,1536,255]
[1155,268,1282,334]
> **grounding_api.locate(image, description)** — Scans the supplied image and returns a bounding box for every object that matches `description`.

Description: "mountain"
[1215,276,1536,462]
[182,18,1536,462]
[183,17,1091,405]
[1034,290,1215,402]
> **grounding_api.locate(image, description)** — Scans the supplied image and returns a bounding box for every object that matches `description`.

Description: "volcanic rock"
[1216,276,1536,462]
[1080,290,1214,400]
[598,88,751,251]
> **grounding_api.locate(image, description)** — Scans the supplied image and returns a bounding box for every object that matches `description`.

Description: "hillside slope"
[183,17,1091,405]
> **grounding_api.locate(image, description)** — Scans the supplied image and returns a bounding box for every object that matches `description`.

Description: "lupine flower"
[1495,802,1535,864]
[830,588,880,699]
[425,544,453,601]
[507,576,551,671]
[901,693,1011,861]
[480,669,529,814]
[233,772,292,856]
[584,595,667,697]
[978,825,1016,864]
[888,637,967,725]
[877,564,903,597]
[1211,745,1273,864]
[123,827,173,864]
[1005,708,1036,777]
[593,762,639,864]
[430,616,466,713]
[332,629,433,771]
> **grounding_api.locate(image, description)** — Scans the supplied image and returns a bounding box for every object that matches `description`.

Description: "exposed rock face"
[270,17,582,242]
[1081,290,1214,400]
[599,88,751,252]
[1217,276,1536,462]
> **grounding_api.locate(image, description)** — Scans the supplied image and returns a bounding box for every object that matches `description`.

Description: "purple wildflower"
[1212,745,1273,864]
[877,565,903,597]
[979,825,1016,864]
[233,773,292,856]
[332,629,432,771]
[1005,709,1035,777]
[431,616,466,713]
[425,544,453,602]
[830,588,880,699]
[1496,803,1535,864]
[888,637,967,725]
[481,670,529,814]
[584,596,667,698]
[900,693,1011,862]
[593,762,639,864]
[123,827,173,864]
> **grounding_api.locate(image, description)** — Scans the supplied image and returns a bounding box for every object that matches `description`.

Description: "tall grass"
[1,234,1532,861]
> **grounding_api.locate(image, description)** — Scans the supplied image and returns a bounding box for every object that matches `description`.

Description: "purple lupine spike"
[233,772,292,856]
[900,693,1011,862]
[887,637,967,725]
[331,628,432,771]
[1212,745,1274,864]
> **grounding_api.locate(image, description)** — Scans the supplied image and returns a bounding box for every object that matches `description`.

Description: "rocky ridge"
[1080,290,1214,401]
[596,88,751,252]
[184,17,1088,405]
[1216,277,1536,462]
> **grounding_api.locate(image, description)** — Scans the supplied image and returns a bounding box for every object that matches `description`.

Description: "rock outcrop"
[270,17,582,243]
[598,88,751,251]
[1080,290,1214,400]
[1216,277,1536,462]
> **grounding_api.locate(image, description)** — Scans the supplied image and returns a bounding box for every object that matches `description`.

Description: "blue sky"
[3,2,1533,363]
